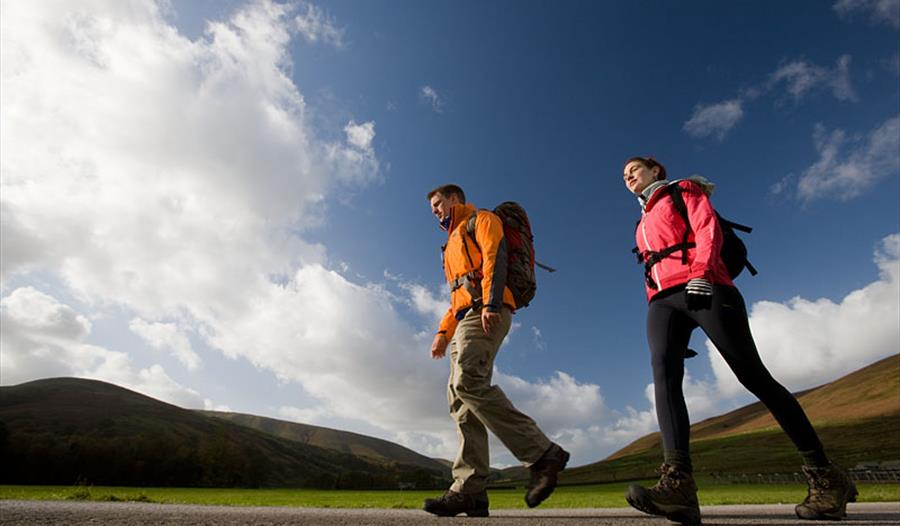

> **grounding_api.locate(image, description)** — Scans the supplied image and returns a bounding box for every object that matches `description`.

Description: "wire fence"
[709,467,900,484]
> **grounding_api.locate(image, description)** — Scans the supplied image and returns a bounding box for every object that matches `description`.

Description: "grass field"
[2,481,898,509]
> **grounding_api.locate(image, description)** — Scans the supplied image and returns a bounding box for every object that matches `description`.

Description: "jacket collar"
[447,203,477,235]
[638,180,670,211]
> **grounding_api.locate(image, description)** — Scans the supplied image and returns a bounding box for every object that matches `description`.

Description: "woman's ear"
[651,166,661,180]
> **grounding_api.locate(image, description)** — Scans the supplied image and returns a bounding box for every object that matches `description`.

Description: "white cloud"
[401,281,447,323]
[834,0,900,28]
[0,287,203,408]
[294,1,345,47]
[531,326,546,351]
[683,99,744,141]
[768,55,858,103]
[420,85,443,113]
[707,234,900,396]
[496,370,607,433]
[776,116,900,202]
[129,318,201,370]
[684,56,858,142]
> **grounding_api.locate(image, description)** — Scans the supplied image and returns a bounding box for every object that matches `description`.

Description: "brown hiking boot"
[626,463,701,526]
[423,489,489,517]
[795,464,858,520]
[525,443,570,508]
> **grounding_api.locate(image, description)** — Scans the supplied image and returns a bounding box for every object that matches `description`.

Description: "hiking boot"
[626,463,701,526]
[525,443,570,508]
[423,489,489,517]
[795,464,858,520]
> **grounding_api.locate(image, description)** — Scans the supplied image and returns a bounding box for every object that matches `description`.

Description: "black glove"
[685,278,713,311]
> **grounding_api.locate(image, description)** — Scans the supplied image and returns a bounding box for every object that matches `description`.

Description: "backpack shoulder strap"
[666,183,690,226]
[665,183,692,264]
[465,209,485,254]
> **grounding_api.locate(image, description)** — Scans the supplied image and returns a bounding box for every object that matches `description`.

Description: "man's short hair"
[427,184,466,203]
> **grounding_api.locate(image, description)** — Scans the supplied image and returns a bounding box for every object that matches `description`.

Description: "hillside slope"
[0,378,445,488]
[202,410,447,473]
[554,354,900,484]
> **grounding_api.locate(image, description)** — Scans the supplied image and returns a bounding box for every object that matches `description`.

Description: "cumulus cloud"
[834,0,900,28]
[129,318,201,370]
[294,1,345,47]
[401,281,447,323]
[707,234,900,396]
[768,55,858,103]
[684,56,858,142]
[0,287,203,408]
[683,99,744,141]
[772,116,900,201]
[420,85,443,113]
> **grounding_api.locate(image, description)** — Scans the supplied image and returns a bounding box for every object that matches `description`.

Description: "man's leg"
[451,308,551,464]
[448,340,491,494]
[451,308,568,508]
[423,339,490,517]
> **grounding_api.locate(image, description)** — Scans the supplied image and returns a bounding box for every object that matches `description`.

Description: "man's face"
[430,192,458,222]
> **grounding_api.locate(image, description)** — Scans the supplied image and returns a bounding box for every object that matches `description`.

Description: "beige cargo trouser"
[448,307,552,494]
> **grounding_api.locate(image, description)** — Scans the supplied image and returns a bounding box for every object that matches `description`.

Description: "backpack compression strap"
[467,209,557,273]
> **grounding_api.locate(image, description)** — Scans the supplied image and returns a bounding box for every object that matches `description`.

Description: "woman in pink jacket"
[623,156,856,525]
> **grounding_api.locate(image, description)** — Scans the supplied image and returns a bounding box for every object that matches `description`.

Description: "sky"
[1,0,898,468]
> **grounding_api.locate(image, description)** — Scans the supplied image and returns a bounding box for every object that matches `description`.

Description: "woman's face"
[623,160,660,194]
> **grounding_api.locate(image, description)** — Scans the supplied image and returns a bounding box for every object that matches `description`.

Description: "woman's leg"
[646,294,698,466]
[692,285,825,457]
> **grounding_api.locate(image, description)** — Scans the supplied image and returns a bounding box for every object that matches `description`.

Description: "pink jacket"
[635,180,734,301]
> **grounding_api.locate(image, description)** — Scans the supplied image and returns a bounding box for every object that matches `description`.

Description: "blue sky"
[1,0,898,467]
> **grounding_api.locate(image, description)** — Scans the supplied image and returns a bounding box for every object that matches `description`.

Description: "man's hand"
[481,309,500,334]
[430,333,449,359]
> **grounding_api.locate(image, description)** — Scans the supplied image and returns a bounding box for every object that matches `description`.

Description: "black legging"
[647,284,824,456]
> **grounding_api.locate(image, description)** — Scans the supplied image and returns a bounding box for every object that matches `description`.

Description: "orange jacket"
[437,203,516,340]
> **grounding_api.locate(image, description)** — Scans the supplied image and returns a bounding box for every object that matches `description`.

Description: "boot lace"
[653,463,680,490]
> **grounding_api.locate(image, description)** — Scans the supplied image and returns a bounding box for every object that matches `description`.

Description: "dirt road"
[1,500,897,525]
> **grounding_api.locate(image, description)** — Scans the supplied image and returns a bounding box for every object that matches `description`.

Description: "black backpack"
[633,182,757,289]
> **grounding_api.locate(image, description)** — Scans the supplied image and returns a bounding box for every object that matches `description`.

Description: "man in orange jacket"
[422,184,569,517]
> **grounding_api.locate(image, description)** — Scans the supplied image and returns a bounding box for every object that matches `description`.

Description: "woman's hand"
[686,278,713,310]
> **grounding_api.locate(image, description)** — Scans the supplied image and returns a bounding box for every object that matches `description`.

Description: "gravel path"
[1,500,897,525]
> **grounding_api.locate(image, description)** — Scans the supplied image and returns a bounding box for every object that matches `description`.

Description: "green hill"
[556,354,900,484]
[201,410,447,473]
[0,378,446,488]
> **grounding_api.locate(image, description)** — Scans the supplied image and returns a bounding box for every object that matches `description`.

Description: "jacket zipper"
[640,217,661,290]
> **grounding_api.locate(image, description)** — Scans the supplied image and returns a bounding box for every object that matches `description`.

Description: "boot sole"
[424,508,489,518]
[626,489,701,525]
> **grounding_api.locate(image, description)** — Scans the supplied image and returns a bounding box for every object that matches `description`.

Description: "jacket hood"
[644,176,716,211]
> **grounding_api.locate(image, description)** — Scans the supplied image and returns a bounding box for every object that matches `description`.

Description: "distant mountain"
[496,354,900,485]
[201,411,447,473]
[0,378,447,488]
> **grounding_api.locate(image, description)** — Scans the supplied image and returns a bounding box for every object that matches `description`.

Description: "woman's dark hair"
[624,156,667,180]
